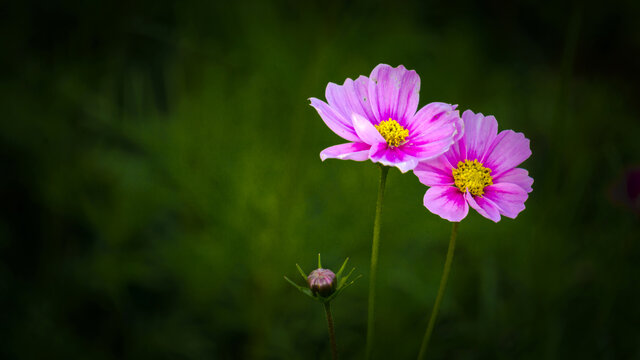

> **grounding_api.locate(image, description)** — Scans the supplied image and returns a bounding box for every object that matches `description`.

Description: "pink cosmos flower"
[414,110,533,222]
[310,64,462,173]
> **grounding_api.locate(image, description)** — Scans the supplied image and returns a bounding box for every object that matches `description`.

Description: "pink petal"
[325,76,375,126]
[398,102,461,162]
[483,130,532,177]
[406,102,457,136]
[368,143,418,172]
[452,106,464,141]
[320,142,371,161]
[442,136,466,170]
[461,110,498,162]
[483,182,529,219]
[401,136,455,162]
[367,64,420,125]
[409,117,459,145]
[494,167,533,193]
[414,156,455,186]
[423,186,469,222]
[352,113,385,145]
[310,98,360,142]
[352,76,377,122]
[465,192,501,223]
[395,159,419,173]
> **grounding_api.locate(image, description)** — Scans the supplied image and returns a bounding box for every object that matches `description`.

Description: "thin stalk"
[365,165,389,360]
[417,222,459,360]
[324,302,338,360]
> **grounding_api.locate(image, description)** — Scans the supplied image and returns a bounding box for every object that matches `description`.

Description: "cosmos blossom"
[414,110,533,222]
[310,64,463,173]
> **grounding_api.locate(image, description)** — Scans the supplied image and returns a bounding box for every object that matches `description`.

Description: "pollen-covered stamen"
[375,118,409,147]
[452,159,493,196]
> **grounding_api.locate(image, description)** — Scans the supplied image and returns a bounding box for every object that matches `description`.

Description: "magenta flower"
[310,64,462,173]
[414,110,533,222]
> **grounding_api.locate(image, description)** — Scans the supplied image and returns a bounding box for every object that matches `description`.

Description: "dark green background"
[1,0,639,359]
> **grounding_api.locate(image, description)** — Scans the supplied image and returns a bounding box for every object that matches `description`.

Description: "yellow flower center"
[452,159,493,196]
[375,118,409,147]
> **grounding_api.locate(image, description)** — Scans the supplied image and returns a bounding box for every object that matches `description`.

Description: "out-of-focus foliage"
[1,0,639,359]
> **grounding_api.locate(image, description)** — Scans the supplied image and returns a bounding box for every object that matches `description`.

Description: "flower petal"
[442,136,466,170]
[326,76,375,126]
[395,159,419,173]
[398,102,461,162]
[310,97,360,142]
[423,186,469,222]
[401,136,455,162]
[461,110,498,162]
[368,143,418,172]
[352,113,385,145]
[465,192,501,223]
[353,75,378,121]
[407,102,458,136]
[483,182,529,219]
[483,130,532,177]
[494,167,533,193]
[414,156,455,186]
[320,142,371,161]
[368,64,420,125]
[452,106,464,141]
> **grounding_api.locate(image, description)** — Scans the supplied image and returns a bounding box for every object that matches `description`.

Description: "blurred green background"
[1,0,639,359]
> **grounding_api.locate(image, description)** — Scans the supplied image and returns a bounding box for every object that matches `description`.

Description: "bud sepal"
[284,254,361,304]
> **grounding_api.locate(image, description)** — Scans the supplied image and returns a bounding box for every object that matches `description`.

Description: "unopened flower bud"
[307,268,336,297]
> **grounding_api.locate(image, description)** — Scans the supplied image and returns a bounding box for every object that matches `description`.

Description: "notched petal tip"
[462,109,484,119]
[484,129,532,176]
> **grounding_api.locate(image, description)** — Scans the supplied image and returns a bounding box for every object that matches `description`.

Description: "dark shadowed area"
[1,0,639,359]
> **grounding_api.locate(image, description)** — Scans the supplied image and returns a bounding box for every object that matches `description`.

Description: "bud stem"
[365,165,389,359]
[417,222,459,360]
[324,302,338,360]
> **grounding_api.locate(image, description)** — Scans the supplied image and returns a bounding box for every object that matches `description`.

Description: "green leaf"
[325,274,362,303]
[338,267,356,288]
[284,275,301,289]
[295,264,307,281]
[336,275,361,295]
[284,276,314,299]
[336,257,349,278]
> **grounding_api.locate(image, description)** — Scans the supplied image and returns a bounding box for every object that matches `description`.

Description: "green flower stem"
[365,165,389,360]
[324,302,338,360]
[417,221,459,360]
